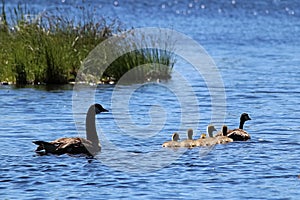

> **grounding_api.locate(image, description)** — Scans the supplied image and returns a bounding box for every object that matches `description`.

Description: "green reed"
[102,29,176,83]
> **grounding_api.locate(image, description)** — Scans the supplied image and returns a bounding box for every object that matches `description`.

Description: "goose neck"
[86,107,99,144]
[239,120,245,129]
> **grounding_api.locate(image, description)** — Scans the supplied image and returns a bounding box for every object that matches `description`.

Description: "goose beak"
[95,107,109,114]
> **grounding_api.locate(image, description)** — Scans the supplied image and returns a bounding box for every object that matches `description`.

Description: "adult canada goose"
[33,104,108,157]
[214,113,251,141]
[215,125,233,144]
[227,113,251,141]
[180,129,194,148]
[162,132,181,148]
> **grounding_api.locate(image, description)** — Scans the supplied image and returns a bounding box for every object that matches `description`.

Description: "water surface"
[1,0,300,199]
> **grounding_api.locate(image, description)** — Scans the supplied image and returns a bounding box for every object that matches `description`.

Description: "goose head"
[241,113,251,122]
[239,113,251,129]
[207,125,217,137]
[200,133,206,139]
[222,125,228,136]
[172,132,180,141]
[94,103,109,114]
[187,129,193,140]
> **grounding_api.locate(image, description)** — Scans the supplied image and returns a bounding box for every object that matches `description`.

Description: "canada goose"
[227,113,251,141]
[193,125,217,147]
[33,104,108,157]
[214,113,251,141]
[162,132,181,148]
[180,129,194,148]
[207,125,217,137]
[215,125,233,144]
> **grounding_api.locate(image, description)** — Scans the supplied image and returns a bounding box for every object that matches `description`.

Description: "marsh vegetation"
[0,0,175,85]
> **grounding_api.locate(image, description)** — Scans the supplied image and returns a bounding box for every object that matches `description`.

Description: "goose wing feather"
[227,129,251,141]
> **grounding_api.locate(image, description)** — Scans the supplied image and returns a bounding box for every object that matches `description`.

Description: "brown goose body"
[226,129,250,141]
[33,137,100,156]
[33,104,108,157]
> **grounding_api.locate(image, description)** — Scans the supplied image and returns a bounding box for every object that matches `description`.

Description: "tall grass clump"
[107,49,175,83]
[0,1,122,84]
[0,0,176,85]
[82,29,176,84]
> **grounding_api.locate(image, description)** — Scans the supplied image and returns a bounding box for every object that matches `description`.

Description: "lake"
[1,0,300,199]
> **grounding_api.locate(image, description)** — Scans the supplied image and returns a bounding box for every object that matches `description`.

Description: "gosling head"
[207,125,217,137]
[222,125,228,136]
[94,104,109,114]
[200,133,206,139]
[187,129,193,140]
[241,113,251,122]
[172,132,180,141]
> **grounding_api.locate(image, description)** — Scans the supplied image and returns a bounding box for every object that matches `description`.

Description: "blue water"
[1,0,300,199]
